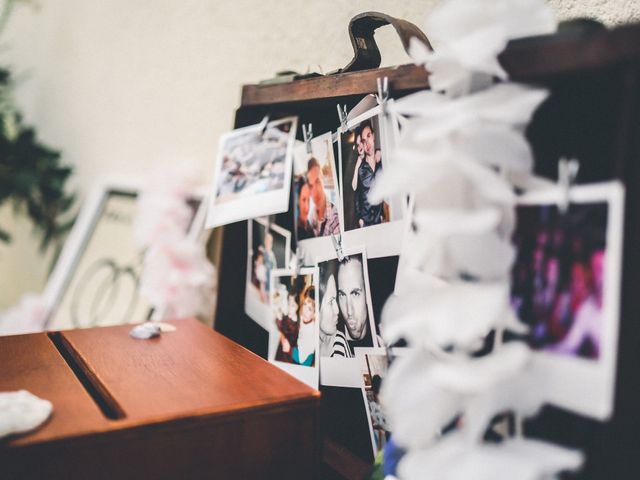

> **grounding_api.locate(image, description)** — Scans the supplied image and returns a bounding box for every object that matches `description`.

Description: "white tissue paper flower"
[0,390,52,438]
[388,84,548,140]
[382,344,533,450]
[133,162,203,248]
[410,0,556,95]
[381,348,465,449]
[399,434,582,480]
[383,344,540,451]
[134,192,194,247]
[139,239,216,320]
[0,293,48,336]
[376,1,573,476]
[382,282,514,349]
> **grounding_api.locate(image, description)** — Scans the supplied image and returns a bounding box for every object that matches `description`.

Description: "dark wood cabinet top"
[0,318,319,449]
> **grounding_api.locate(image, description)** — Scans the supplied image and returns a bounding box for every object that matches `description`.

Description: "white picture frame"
[43,177,207,330]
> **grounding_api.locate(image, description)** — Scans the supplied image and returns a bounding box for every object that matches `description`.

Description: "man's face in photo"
[298,183,310,223]
[307,165,325,206]
[337,258,368,340]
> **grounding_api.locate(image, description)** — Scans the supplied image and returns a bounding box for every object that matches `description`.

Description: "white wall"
[1,0,638,308]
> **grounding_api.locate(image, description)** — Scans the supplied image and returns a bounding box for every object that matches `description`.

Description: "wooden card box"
[0,318,320,479]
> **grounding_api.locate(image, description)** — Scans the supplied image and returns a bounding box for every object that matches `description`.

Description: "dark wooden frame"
[214,23,640,479]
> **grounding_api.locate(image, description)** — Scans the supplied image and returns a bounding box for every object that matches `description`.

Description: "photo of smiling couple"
[318,252,381,358]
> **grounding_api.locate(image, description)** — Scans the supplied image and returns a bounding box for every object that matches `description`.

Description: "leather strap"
[337,11,432,74]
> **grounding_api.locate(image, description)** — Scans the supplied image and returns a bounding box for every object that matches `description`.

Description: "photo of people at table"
[215,118,295,203]
[292,132,341,242]
[318,252,380,359]
[270,272,318,367]
[339,114,390,232]
[511,201,610,360]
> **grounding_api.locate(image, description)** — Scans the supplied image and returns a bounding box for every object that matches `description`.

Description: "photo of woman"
[269,269,320,388]
[318,259,350,358]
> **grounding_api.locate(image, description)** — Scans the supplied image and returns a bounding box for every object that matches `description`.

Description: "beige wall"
[1,0,638,308]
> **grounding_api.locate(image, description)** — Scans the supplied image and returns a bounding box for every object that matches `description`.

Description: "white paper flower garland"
[371,0,584,478]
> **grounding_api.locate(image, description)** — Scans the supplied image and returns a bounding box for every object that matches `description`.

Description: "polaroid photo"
[293,131,343,262]
[511,181,624,420]
[43,178,206,330]
[337,105,406,259]
[317,247,381,387]
[319,384,377,464]
[268,267,319,389]
[355,347,390,458]
[245,218,292,330]
[205,116,298,228]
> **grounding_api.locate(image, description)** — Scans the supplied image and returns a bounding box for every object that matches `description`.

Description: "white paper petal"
[427,57,478,96]
[447,232,515,280]
[381,349,465,449]
[413,208,501,236]
[463,374,544,442]
[467,83,549,126]
[430,343,531,393]
[390,90,450,117]
[0,390,52,439]
[453,123,534,173]
[451,157,516,204]
[129,322,162,339]
[399,435,581,480]
[382,282,510,348]
[408,36,432,65]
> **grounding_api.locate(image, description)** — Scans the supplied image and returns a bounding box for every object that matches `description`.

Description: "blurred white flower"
[382,282,514,349]
[382,345,546,450]
[381,348,465,449]
[134,193,194,248]
[134,163,216,322]
[371,1,575,477]
[0,293,48,336]
[0,390,53,439]
[399,434,582,480]
[140,238,216,321]
[134,164,203,248]
[410,0,556,95]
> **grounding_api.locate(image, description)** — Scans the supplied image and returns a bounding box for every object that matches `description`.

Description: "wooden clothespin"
[331,232,345,262]
[302,123,313,154]
[336,104,348,131]
[259,115,270,137]
[376,76,389,116]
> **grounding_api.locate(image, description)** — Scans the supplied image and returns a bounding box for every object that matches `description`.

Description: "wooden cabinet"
[0,318,320,479]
